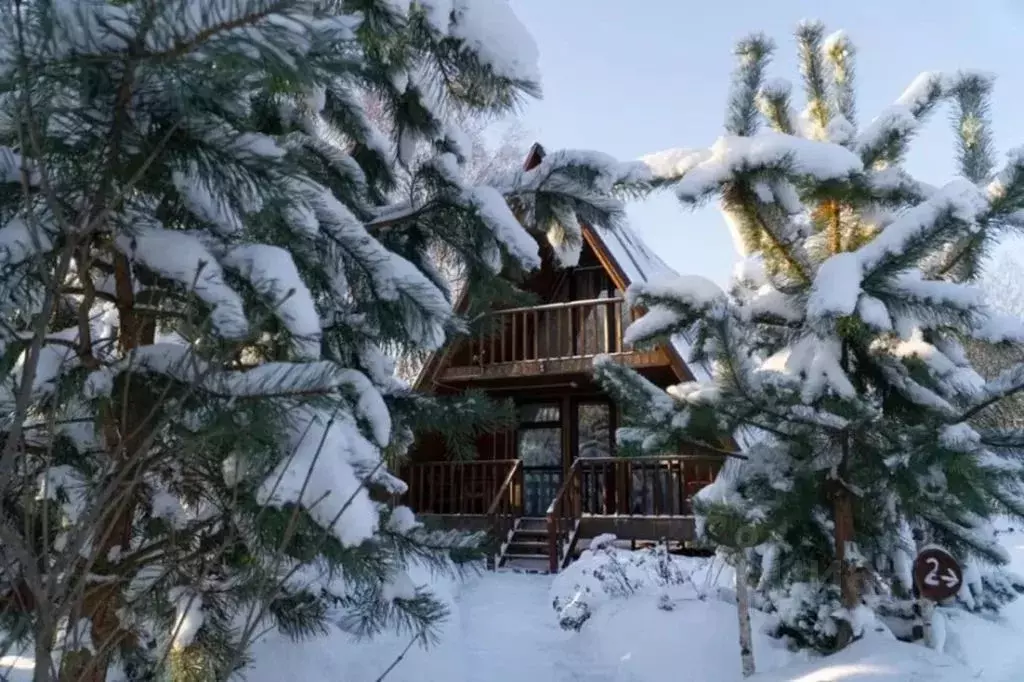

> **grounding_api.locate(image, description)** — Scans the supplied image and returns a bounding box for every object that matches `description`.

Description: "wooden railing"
[399,458,523,569]
[401,459,520,516]
[545,455,723,572]
[460,297,635,368]
[485,460,524,567]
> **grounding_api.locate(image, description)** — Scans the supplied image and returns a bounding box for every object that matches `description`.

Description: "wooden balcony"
[442,297,670,382]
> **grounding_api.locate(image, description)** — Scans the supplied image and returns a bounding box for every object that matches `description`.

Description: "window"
[518,403,560,424]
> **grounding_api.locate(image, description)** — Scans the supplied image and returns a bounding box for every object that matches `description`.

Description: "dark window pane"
[519,403,560,422]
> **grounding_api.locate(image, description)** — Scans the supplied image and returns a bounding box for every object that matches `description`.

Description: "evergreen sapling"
[596,21,1024,653]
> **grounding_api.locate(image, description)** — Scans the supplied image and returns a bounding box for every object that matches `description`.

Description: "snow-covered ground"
[7,530,1024,681]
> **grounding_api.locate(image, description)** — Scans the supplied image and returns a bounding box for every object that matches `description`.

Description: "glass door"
[517,404,563,517]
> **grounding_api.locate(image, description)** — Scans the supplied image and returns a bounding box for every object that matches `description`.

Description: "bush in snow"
[597,21,1024,653]
[762,582,847,652]
[550,536,699,631]
[0,2,649,679]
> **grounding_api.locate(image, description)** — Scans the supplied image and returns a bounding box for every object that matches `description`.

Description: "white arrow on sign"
[922,557,960,589]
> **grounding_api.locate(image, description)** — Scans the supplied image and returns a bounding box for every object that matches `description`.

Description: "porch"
[398,450,723,573]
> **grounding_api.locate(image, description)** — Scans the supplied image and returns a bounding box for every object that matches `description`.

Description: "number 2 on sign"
[924,557,959,589]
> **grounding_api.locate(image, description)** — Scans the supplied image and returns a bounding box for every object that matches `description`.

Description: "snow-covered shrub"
[762,582,848,652]
[954,562,1024,614]
[550,536,700,631]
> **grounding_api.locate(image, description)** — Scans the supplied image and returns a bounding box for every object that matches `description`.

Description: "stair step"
[499,556,551,573]
[502,552,550,560]
[506,540,548,554]
[515,517,548,532]
[511,527,548,539]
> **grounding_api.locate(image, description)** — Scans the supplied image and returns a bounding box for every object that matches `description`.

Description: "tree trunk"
[58,253,155,682]
[831,477,859,649]
[734,552,756,678]
[832,340,861,650]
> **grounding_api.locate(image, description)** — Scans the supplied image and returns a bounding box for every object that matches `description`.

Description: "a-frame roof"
[412,142,712,392]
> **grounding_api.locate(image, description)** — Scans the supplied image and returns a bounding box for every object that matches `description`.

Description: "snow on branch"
[461,185,540,271]
[222,245,322,360]
[0,147,34,184]
[624,275,726,346]
[0,215,55,269]
[804,179,992,321]
[855,72,945,166]
[312,187,451,349]
[672,133,862,202]
[857,179,988,271]
[256,405,383,548]
[93,343,355,399]
[116,225,249,339]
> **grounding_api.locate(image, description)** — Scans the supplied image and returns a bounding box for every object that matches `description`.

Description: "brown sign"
[912,546,963,601]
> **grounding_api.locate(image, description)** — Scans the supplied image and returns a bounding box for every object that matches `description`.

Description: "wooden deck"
[398,452,724,572]
[441,297,672,382]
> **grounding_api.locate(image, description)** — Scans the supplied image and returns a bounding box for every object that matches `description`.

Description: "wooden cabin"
[399,144,729,573]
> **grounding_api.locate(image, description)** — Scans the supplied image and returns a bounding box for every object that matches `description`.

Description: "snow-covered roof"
[589,222,713,384]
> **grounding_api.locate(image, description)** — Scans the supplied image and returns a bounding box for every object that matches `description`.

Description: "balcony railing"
[447,297,659,378]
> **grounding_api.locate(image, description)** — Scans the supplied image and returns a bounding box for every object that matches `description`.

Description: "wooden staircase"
[497,517,552,573]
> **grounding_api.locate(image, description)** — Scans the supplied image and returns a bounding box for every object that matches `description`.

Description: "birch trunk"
[734,552,756,678]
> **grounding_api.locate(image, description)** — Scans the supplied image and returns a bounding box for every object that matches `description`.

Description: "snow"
[172,165,244,236]
[169,587,205,649]
[312,186,451,349]
[8,528,1024,681]
[222,245,321,360]
[807,251,862,320]
[117,226,249,339]
[448,0,541,85]
[0,215,54,268]
[896,71,947,114]
[673,132,862,201]
[857,179,989,271]
[626,274,725,311]
[256,406,382,548]
[855,105,917,156]
[638,147,710,180]
[462,185,541,271]
[586,221,715,383]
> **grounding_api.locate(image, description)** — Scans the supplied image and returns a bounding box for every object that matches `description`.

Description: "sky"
[507,0,1024,286]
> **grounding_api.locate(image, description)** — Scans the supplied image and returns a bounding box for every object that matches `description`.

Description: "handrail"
[490,296,625,315]
[545,459,581,518]
[486,459,523,516]
[546,459,583,573]
[485,460,523,569]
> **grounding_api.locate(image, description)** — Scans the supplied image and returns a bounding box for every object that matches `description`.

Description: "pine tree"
[596,21,1024,652]
[0,2,647,680]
